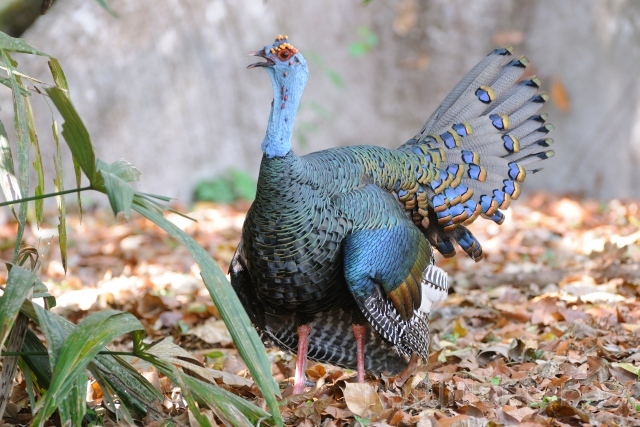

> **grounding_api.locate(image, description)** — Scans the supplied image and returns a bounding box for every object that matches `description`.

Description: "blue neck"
[261,71,306,158]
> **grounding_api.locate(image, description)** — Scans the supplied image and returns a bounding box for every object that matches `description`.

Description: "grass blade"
[1,50,29,261]
[49,58,85,221]
[132,201,283,426]
[30,302,161,419]
[0,32,48,56]
[0,119,19,219]
[183,375,255,427]
[184,375,273,426]
[23,86,44,225]
[73,158,82,222]
[58,371,87,427]
[0,76,30,95]
[143,338,252,388]
[48,58,68,92]
[0,265,36,348]
[95,159,141,219]
[97,158,141,182]
[45,86,96,182]
[90,355,162,418]
[32,310,143,426]
[52,120,67,271]
[98,167,134,219]
[32,303,66,367]
[20,328,53,389]
[0,265,36,417]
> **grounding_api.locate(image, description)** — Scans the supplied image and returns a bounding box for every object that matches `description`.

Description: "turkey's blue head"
[248,35,307,78]
[249,35,309,158]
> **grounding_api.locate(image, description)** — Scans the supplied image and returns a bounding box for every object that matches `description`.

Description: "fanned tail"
[401,46,554,260]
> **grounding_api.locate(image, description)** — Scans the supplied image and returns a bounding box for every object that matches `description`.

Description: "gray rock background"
[4,0,640,202]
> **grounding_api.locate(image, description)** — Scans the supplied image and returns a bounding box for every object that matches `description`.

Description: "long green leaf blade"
[23,87,44,225]
[0,119,20,219]
[89,363,141,425]
[0,265,36,348]
[183,375,254,427]
[32,310,143,426]
[184,375,273,426]
[97,158,141,183]
[58,372,87,427]
[48,58,83,223]
[132,201,283,426]
[73,158,82,222]
[33,303,67,368]
[172,367,214,427]
[96,159,141,219]
[29,302,161,419]
[0,32,48,56]
[20,328,53,389]
[45,86,97,182]
[1,50,29,261]
[90,354,162,416]
[0,76,30,95]
[99,168,134,219]
[52,120,67,271]
[48,58,68,91]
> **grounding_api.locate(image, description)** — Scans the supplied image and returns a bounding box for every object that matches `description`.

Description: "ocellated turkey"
[230,35,554,394]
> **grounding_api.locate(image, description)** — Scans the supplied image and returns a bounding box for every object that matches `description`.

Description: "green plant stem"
[1,350,133,356]
[0,185,92,207]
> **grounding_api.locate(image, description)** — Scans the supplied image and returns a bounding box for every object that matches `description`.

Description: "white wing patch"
[419,264,449,313]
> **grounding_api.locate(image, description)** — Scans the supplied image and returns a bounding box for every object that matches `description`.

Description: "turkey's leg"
[293,323,311,394]
[352,324,366,383]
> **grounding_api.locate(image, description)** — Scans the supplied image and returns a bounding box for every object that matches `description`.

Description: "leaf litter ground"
[1,194,639,426]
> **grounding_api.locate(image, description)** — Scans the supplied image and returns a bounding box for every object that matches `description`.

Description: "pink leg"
[352,324,366,383]
[293,324,311,394]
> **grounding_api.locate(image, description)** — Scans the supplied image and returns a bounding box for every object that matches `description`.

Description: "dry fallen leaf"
[611,362,640,376]
[5,194,640,425]
[342,382,383,417]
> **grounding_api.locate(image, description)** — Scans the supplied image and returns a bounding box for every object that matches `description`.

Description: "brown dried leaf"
[531,296,560,325]
[505,406,536,422]
[306,363,327,380]
[477,343,510,366]
[186,318,233,346]
[387,409,408,426]
[342,382,383,417]
[456,404,484,418]
[544,399,590,422]
[611,362,640,376]
[323,405,353,420]
[438,414,469,427]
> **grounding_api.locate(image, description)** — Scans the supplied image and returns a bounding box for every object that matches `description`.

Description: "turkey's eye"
[278,50,290,60]
[272,42,298,61]
[278,50,291,60]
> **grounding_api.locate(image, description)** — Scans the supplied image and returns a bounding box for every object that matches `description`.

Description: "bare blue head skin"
[248,36,308,158]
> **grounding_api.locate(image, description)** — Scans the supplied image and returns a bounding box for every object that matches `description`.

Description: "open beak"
[247,49,275,69]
